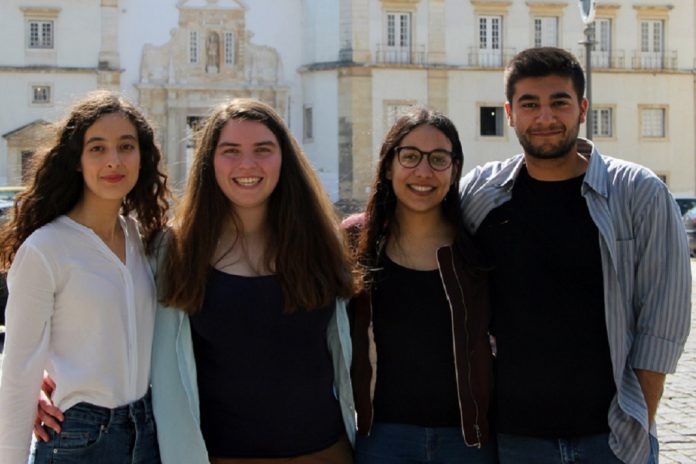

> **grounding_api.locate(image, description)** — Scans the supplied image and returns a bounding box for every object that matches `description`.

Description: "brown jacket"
[348,230,493,447]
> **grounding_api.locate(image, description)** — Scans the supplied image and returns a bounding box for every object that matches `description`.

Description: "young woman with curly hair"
[0,90,170,463]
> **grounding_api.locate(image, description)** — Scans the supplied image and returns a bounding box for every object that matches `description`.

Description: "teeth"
[410,185,434,192]
[235,177,261,186]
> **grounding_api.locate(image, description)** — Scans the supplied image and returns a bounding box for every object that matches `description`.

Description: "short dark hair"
[504,47,585,106]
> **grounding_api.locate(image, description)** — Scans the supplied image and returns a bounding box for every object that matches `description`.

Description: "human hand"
[33,372,63,442]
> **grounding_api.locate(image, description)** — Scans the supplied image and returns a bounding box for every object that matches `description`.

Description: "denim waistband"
[64,389,155,426]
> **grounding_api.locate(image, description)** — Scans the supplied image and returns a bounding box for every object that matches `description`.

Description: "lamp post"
[578,0,596,140]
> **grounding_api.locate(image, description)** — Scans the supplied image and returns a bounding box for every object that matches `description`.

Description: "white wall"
[301,70,339,200]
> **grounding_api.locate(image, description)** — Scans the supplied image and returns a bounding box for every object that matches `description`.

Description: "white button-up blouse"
[0,215,156,463]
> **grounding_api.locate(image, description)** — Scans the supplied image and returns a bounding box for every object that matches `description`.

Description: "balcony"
[575,48,626,69]
[375,44,426,65]
[467,47,517,68]
[631,50,678,71]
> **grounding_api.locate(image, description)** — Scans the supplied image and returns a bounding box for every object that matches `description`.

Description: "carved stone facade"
[137,0,288,189]
[2,120,51,186]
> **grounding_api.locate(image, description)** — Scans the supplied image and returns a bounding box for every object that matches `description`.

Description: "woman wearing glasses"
[344,108,497,463]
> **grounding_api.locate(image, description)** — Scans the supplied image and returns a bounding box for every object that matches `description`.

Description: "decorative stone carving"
[137,0,288,188]
[206,31,220,73]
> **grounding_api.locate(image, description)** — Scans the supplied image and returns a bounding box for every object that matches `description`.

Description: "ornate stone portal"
[137,0,288,190]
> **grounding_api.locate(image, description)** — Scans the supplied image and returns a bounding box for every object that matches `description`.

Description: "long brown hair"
[161,98,353,313]
[0,91,170,270]
[355,107,481,290]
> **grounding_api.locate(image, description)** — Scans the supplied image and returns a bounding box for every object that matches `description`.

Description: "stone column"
[338,66,373,210]
[427,68,449,114]
[428,0,446,65]
[97,0,120,90]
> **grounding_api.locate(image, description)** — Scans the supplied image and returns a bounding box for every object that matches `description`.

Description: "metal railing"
[374,44,426,65]
[631,50,678,71]
[467,47,517,68]
[575,48,626,69]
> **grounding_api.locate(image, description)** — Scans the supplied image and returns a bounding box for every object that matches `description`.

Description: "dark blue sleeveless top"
[189,268,344,458]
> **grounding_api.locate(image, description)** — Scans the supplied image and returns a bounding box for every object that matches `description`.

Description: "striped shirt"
[460,139,691,464]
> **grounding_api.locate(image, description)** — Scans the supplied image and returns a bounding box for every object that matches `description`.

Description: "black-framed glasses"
[395,146,453,171]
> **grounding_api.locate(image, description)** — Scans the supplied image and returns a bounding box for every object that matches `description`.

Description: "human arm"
[634,369,666,427]
[630,184,691,374]
[0,244,56,462]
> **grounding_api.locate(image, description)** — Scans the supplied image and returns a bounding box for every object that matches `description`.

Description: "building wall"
[0,0,104,185]
[0,0,694,202]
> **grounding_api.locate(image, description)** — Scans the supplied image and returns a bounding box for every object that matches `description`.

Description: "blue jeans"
[355,422,498,464]
[32,390,160,464]
[498,432,660,464]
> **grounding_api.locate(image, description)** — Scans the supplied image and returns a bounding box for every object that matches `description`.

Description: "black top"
[371,255,461,427]
[190,268,344,457]
[476,166,615,437]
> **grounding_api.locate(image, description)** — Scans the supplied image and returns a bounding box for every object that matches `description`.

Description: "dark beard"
[516,122,581,160]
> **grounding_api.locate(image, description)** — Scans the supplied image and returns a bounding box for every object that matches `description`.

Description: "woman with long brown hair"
[346,107,497,463]
[149,98,356,463]
[0,91,169,463]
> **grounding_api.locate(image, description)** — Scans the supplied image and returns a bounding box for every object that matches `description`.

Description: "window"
[21,151,34,183]
[591,107,612,137]
[639,20,663,68]
[534,17,558,47]
[28,20,53,49]
[641,108,665,138]
[303,106,313,141]
[31,85,51,104]
[189,31,199,64]
[385,12,411,63]
[592,18,611,67]
[480,106,504,136]
[224,32,235,65]
[478,16,502,67]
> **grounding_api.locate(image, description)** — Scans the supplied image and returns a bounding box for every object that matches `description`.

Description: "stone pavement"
[656,260,696,463]
[0,265,695,461]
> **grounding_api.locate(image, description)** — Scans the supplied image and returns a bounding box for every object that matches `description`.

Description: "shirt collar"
[578,138,609,198]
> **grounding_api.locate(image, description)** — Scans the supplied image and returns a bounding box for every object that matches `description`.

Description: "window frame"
[639,105,668,140]
[29,84,52,106]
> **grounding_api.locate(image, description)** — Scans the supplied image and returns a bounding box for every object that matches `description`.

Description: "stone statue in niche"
[206,32,220,73]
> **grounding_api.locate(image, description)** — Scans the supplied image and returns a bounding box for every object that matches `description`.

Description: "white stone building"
[0,0,694,206]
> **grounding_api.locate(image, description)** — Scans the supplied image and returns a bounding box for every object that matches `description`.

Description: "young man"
[460,47,691,463]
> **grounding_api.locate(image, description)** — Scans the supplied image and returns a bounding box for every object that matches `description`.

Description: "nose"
[413,155,434,176]
[106,147,122,167]
[237,151,257,167]
[537,104,555,123]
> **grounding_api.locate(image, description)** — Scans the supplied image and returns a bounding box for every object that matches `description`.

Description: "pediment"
[177,0,247,10]
[2,120,51,141]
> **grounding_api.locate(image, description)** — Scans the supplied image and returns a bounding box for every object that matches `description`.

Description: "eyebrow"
[516,91,573,102]
[216,140,277,148]
[84,134,138,145]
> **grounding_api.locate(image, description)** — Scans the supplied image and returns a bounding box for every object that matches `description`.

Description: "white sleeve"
[0,242,56,463]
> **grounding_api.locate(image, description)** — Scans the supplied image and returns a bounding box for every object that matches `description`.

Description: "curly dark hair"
[0,90,170,269]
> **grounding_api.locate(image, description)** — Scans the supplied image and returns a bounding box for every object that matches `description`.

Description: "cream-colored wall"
[301,70,340,201]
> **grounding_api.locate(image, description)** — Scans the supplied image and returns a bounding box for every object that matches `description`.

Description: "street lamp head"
[578,0,596,25]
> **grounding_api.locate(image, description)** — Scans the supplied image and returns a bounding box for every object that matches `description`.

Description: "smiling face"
[79,112,140,205]
[506,74,588,160]
[387,124,455,217]
[213,119,282,215]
